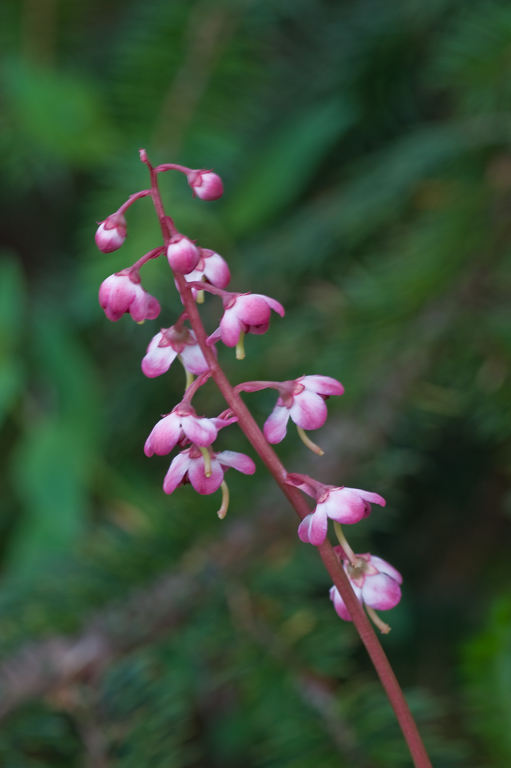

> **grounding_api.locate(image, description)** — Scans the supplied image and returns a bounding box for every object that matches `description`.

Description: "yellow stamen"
[136,320,145,325]
[333,522,361,568]
[217,480,229,519]
[366,606,391,635]
[236,332,246,360]
[296,426,324,456]
[178,355,195,390]
[197,290,205,304]
[199,446,212,477]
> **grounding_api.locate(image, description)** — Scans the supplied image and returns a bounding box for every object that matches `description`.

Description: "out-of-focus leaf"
[226,97,358,235]
[0,253,25,426]
[0,60,116,169]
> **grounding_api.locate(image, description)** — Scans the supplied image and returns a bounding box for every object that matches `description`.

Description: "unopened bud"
[167,235,200,274]
[95,214,127,253]
[187,170,223,201]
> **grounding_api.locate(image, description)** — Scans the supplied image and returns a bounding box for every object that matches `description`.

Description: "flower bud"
[95,213,127,253]
[167,235,200,274]
[187,170,223,201]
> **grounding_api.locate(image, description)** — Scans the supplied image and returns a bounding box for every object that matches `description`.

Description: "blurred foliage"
[0,0,511,764]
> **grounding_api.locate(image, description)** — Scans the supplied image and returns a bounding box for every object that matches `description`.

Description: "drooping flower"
[236,375,344,443]
[206,292,285,349]
[95,213,127,253]
[144,406,237,457]
[167,234,200,274]
[286,473,385,546]
[99,270,160,323]
[163,446,255,495]
[329,548,402,625]
[181,249,230,296]
[186,170,223,200]
[142,316,213,378]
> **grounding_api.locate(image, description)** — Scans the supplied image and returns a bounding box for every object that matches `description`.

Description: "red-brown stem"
[142,153,432,768]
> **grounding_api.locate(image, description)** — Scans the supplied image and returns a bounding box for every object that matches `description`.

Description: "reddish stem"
[117,189,152,215]
[140,151,432,768]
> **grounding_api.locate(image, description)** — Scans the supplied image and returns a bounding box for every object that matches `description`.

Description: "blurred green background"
[0,0,511,765]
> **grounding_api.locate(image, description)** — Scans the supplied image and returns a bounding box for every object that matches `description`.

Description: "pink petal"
[285,474,318,499]
[235,295,271,326]
[163,452,192,494]
[330,586,353,622]
[263,405,291,443]
[145,294,161,320]
[181,415,217,446]
[321,488,367,525]
[347,488,386,507]
[209,415,238,430]
[215,450,256,474]
[144,413,181,456]
[297,514,314,543]
[297,506,328,546]
[128,285,151,322]
[259,294,285,317]
[206,327,222,346]
[246,321,269,335]
[187,456,224,494]
[301,375,344,396]
[289,390,328,430]
[179,343,211,375]
[203,251,231,288]
[142,334,178,378]
[362,573,402,611]
[369,555,403,585]
[219,310,242,347]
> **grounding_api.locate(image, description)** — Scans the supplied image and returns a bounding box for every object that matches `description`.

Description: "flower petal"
[219,310,242,347]
[181,415,217,446]
[235,295,271,326]
[163,452,191,494]
[263,404,291,443]
[203,251,231,288]
[187,456,224,494]
[298,506,328,546]
[142,334,178,378]
[215,450,256,474]
[289,390,328,430]
[330,586,354,622]
[321,488,367,524]
[347,488,386,507]
[302,375,344,396]
[285,473,318,499]
[362,573,402,611]
[259,295,285,317]
[369,555,403,584]
[179,343,211,375]
[144,413,181,456]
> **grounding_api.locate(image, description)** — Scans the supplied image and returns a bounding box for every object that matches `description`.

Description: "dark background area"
[0,0,511,765]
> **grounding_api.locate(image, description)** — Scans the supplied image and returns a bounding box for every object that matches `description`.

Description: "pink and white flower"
[144,405,237,457]
[163,445,255,495]
[206,292,285,348]
[167,234,200,274]
[186,170,223,201]
[95,213,127,253]
[329,548,402,622]
[99,270,160,323]
[142,319,213,378]
[181,249,230,296]
[286,473,385,546]
[236,375,344,443]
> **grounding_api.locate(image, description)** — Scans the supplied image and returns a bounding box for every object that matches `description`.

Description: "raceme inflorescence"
[95,151,432,768]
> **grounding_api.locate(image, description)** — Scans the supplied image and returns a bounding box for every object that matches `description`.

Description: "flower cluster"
[95,151,402,632]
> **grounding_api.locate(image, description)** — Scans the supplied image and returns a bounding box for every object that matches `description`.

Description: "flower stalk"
[97,149,433,768]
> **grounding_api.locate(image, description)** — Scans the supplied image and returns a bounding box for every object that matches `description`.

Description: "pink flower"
[329,548,402,622]
[142,320,213,378]
[286,473,385,546]
[163,445,255,495]
[236,375,344,443]
[99,270,160,323]
[95,213,127,253]
[144,405,237,457]
[187,170,223,201]
[167,234,200,274]
[181,249,230,296]
[206,292,285,348]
